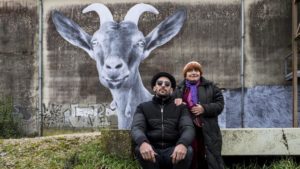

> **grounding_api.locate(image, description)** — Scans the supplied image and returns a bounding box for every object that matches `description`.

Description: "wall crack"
[281,129,290,155]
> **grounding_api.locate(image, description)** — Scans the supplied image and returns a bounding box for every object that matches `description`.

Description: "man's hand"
[171,144,187,164]
[139,142,157,163]
[191,104,204,115]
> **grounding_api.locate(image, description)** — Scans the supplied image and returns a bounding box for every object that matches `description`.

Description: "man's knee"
[182,146,193,167]
[173,146,193,169]
[134,146,160,169]
[185,146,193,160]
[134,146,142,159]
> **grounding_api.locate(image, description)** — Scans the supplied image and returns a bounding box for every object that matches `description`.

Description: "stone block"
[99,129,133,158]
[98,128,300,157]
[222,128,300,155]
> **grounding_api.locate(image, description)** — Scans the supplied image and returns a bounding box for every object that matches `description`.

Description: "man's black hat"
[151,72,176,89]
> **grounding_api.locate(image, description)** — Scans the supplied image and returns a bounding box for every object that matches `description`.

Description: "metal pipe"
[240,0,245,128]
[292,0,298,127]
[38,0,44,136]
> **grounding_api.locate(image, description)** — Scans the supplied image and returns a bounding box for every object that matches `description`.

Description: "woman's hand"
[191,104,204,115]
[174,98,186,106]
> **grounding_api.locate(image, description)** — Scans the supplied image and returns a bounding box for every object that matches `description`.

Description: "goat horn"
[124,3,159,25]
[82,3,114,25]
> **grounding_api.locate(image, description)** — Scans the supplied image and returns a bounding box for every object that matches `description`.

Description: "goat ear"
[143,8,187,59]
[52,11,94,58]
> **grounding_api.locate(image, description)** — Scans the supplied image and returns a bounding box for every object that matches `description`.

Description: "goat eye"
[91,40,99,46]
[137,40,145,47]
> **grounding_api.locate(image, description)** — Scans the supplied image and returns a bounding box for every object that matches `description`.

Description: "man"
[131,72,195,169]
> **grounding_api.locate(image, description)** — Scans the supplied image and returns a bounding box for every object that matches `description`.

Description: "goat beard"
[107,81,123,89]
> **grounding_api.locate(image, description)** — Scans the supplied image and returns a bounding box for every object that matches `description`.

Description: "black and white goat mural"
[52,3,186,129]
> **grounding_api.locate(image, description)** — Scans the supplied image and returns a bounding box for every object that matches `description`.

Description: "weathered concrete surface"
[222,128,300,155]
[43,103,118,128]
[245,0,291,87]
[99,129,133,158]
[70,129,300,157]
[0,0,294,131]
[43,0,241,128]
[221,85,298,128]
[44,0,241,97]
[41,0,294,129]
[0,0,38,134]
[89,129,300,157]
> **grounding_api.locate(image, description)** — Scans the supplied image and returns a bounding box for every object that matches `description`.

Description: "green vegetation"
[67,139,139,169]
[0,136,78,168]
[0,133,140,169]
[0,97,22,138]
[71,142,300,169]
[0,131,299,169]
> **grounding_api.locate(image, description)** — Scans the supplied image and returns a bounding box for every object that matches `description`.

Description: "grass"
[69,139,140,169]
[72,148,300,169]
[1,132,300,169]
[0,132,140,169]
[0,136,79,168]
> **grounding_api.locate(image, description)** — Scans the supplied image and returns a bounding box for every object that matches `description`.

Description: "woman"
[175,61,224,169]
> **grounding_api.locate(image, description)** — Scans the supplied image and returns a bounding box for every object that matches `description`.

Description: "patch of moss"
[43,128,97,136]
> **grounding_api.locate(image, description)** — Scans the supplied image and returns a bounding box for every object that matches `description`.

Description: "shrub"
[0,97,22,138]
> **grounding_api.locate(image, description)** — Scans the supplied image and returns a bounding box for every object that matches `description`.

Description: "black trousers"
[135,146,193,169]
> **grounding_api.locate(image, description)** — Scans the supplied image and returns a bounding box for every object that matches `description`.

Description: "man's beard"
[156,89,171,98]
[157,93,169,98]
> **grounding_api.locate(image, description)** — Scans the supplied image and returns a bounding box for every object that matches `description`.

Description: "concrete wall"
[0,0,295,133]
[0,0,38,134]
[44,0,242,129]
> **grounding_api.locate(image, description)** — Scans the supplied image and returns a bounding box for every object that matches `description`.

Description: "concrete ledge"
[100,128,300,157]
[99,129,133,158]
[221,128,300,155]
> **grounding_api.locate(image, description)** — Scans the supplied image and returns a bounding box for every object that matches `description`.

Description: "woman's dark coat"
[176,77,224,169]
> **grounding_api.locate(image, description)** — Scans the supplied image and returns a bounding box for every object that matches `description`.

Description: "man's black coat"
[131,96,195,149]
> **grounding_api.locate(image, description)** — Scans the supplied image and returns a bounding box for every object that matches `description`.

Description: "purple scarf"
[184,80,202,128]
[185,80,200,106]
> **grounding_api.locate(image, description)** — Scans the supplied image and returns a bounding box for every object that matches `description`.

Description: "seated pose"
[131,72,195,169]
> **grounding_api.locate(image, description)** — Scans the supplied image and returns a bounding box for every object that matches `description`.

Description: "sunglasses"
[156,80,171,87]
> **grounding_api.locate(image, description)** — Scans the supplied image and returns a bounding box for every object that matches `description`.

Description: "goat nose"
[105,63,123,69]
[115,63,123,69]
[105,58,124,70]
